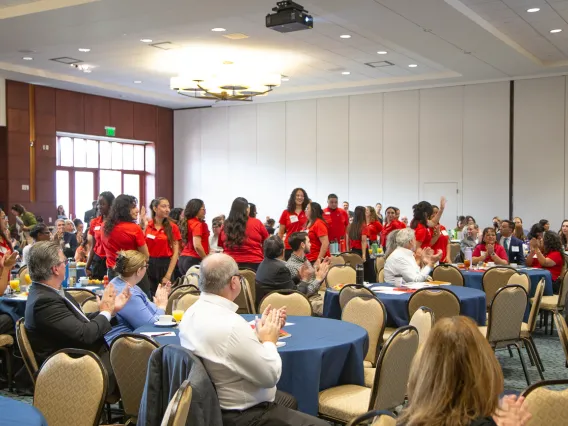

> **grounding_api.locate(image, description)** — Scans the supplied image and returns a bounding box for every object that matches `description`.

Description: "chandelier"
[170,62,281,102]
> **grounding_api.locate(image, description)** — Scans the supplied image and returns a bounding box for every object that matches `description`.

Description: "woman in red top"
[348,206,374,282]
[306,202,329,263]
[178,198,210,275]
[279,188,309,260]
[0,209,13,267]
[144,198,182,295]
[86,191,115,280]
[219,197,268,271]
[526,231,566,292]
[429,205,451,263]
[410,198,446,250]
[472,227,508,265]
[365,206,383,244]
[380,206,406,249]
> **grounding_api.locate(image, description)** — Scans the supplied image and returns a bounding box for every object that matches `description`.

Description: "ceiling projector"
[266,1,313,33]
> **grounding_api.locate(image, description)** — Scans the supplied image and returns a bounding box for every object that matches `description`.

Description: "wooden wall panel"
[0,126,7,209]
[133,103,157,142]
[6,81,28,111]
[84,95,110,137]
[156,107,173,201]
[110,99,134,139]
[56,90,84,133]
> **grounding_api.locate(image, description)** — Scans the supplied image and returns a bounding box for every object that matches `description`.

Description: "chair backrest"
[166,285,200,314]
[234,277,256,314]
[507,272,531,295]
[110,334,159,420]
[449,243,461,264]
[407,288,460,322]
[16,318,39,384]
[239,269,257,309]
[329,255,346,267]
[553,313,568,363]
[81,297,100,314]
[346,410,397,426]
[378,268,385,283]
[187,265,200,276]
[486,285,527,344]
[34,349,107,426]
[180,273,199,288]
[341,252,364,267]
[432,264,464,286]
[176,292,201,312]
[18,264,28,284]
[67,288,97,305]
[160,379,193,426]
[339,284,376,310]
[375,256,385,273]
[342,296,386,367]
[557,271,568,310]
[521,379,568,426]
[409,306,435,347]
[369,326,419,411]
[325,265,356,288]
[482,266,517,307]
[259,290,312,316]
[526,279,545,334]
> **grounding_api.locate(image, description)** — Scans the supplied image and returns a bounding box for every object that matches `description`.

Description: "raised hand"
[153,283,169,310]
[440,196,447,210]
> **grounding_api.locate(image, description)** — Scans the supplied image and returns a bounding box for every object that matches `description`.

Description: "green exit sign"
[105,126,116,137]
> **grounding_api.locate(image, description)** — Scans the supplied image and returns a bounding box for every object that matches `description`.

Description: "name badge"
[512,246,519,252]
[0,246,7,254]
[441,230,449,236]
[324,212,331,215]
[94,226,101,231]
[64,243,71,249]
[147,234,156,240]
[289,215,299,224]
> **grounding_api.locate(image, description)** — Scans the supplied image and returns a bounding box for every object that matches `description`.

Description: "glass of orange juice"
[464,259,470,269]
[172,299,184,323]
[9,279,20,293]
[25,274,32,285]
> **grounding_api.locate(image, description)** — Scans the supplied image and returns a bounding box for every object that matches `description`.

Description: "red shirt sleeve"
[472,245,482,257]
[279,210,288,226]
[134,224,146,247]
[415,225,428,244]
[374,221,383,234]
[218,227,225,249]
[495,244,508,261]
[190,219,203,238]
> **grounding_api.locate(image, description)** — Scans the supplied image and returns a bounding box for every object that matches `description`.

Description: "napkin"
[140,331,176,337]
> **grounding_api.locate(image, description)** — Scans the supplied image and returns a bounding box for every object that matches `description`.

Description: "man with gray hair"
[383,228,443,283]
[460,223,480,253]
[179,253,328,426]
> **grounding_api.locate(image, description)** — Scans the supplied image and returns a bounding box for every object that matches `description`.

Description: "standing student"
[430,205,450,263]
[526,231,566,293]
[144,198,181,296]
[323,194,349,246]
[410,198,445,250]
[365,206,383,245]
[86,192,115,280]
[278,188,309,260]
[380,206,406,249]
[178,199,209,275]
[347,206,374,281]
[305,202,329,263]
[219,197,268,271]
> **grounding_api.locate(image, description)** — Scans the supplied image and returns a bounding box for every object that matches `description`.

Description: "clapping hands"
[493,395,531,426]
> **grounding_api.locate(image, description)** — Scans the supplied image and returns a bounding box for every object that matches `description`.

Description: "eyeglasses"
[57,258,69,267]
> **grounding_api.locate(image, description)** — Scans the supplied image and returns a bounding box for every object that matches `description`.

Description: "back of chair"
[369,326,419,411]
[18,265,28,284]
[432,264,464,286]
[181,273,199,288]
[330,256,346,267]
[166,285,200,314]
[110,334,159,420]
[342,296,386,367]
[553,313,568,363]
[176,292,201,312]
[449,243,461,263]
[557,271,568,310]
[409,306,435,347]
[326,265,356,288]
[259,290,312,316]
[526,279,545,333]
[161,379,193,426]
[16,318,38,384]
[482,266,517,307]
[234,277,255,314]
[67,288,97,306]
[339,284,376,310]
[34,349,108,426]
[378,268,385,283]
[346,410,396,426]
[521,379,568,426]
[507,272,531,295]
[486,285,527,344]
[239,269,257,309]
[81,297,100,314]
[407,288,460,322]
[375,256,385,272]
[341,252,364,267]
[187,265,200,276]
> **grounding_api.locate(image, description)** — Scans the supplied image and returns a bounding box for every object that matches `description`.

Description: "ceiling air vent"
[223,33,249,40]
[50,57,83,65]
[149,42,178,50]
[365,61,394,68]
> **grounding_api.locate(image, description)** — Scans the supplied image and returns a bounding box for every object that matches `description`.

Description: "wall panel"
[84,95,110,137]
[228,105,258,203]
[55,90,84,133]
[110,99,134,139]
[173,109,201,206]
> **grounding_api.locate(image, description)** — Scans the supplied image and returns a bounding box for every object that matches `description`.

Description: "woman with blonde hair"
[397,316,531,426]
[104,250,170,344]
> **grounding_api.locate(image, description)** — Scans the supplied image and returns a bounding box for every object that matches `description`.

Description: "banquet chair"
[239,269,257,308]
[330,255,346,267]
[478,285,536,384]
[481,266,517,308]
[18,264,28,284]
[409,306,435,347]
[339,284,376,310]
[176,291,201,311]
[521,379,568,426]
[346,410,396,426]
[375,256,385,274]
[16,318,39,384]
[318,326,419,423]
[536,271,568,334]
[34,348,108,426]
[81,296,100,314]
[449,243,461,264]
[187,265,200,276]
[0,333,13,391]
[110,334,159,424]
[181,273,199,288]
[377,268,385,283]
[341,252,364,267]
[432,264,464,286]
[553,312,568,368]
[326,265,356,289]
[160,379,193,426]
[166,285,200,314]
[259,290,312,316]
[407,287,460,322]
[67,288,97,305]
[521,279,545,373]
[507,272,531,295]
[234,276,256,314]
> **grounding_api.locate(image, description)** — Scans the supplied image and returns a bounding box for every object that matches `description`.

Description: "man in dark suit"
[25,241,130,395]
[84,201,97,228]
[497,220,526,265]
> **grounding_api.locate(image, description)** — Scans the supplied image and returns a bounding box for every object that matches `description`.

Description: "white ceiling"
[0,0,567,108]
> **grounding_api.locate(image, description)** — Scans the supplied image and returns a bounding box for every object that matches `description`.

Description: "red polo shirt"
[323,207,349,242]
[101,221,146,268]
[307,218,330,262]
[145,219,182,258]
[529,251,563,281]
[88,216,106,258]
[181,218,210,259]
[279,209,307,250]
[431,224,449,260]
[366,220,383,242]
[219,217,269,264]
[472,243,509,263]
[349,225,369,250]
[0,238,11,259]
[414,223,432,249]
[380,220,406,247]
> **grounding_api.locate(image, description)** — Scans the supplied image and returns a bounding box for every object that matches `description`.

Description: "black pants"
[90,253,107,280]
[351,249,375,283]
[148,257,171,296]
[237,262,260,272]
[221,390,328,426]
[178,256,201,276]
[285,249,293,261]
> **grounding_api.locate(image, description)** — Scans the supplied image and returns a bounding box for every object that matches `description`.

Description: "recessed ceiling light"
[281,76,290,81]
[377,51,388,55]
[340,34,351,39]
[408,64,418,68]
[83,69,92,73]
[211,28,226,32]
[78,48,91,52]
[140,38,153,43]
[22,57,33,60]
[342,71,351,75]
[527,8,540,13]
[550,29,563,33]
[133,80,142,84]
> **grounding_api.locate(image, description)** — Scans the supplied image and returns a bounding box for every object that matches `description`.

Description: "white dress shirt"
[384,247,432,283]
[178,292,281,410]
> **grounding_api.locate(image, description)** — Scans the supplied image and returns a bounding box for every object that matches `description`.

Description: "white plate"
[276,341,286,348]
[153,320,177,327]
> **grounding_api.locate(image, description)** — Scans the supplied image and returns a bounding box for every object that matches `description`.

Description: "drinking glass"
[172,299,184,323]
[463,259,470,269]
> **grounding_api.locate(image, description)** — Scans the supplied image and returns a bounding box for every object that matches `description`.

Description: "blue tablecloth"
[324,284,487,326]
[462,268,553,297]
[135,315,368,415]
[0,396,47,426]
[0,295,27,323]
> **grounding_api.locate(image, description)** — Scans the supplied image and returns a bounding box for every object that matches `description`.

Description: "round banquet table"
[0,396,47,426]
[135,315,368,416]
[323,284,487,326]
[461,268,553,297]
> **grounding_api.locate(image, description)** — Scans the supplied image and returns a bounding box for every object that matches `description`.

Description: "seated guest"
[22,224,52,265]
[526,232,567,293]
[53,218,78,258]
[74,236,89,263]
[497,220,525,265]
[285,232,330,315]
[559,219,568,251]
[514,217,528,242]
[179,254,328,426]
[25,241,131,396]
[472,228,508,265]
[460,224,480,253]
[0,251,19,335]
[397,316,531,426]
[64,219,76,234]
[384,228,442,283]
[384,230,401,259]
[453,215,466,237]
[74,219,84,245]
[209,216,224,253]
[104,251,170,344]
[527,223,545,241]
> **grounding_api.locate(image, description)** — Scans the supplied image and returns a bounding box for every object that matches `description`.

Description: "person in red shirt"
[410,198,446,250]
[365,206,383,244]
[219,197,269,271]
[306,202,329,263]
[472,227,508,265]
[526,231,566,291]
[348,206,375,282]
[143,198,182,295]
[380,206,406,249]
[178,198,210,275]
[86,191,115,280]
[0,209,13,266]
[323,194,349,250]
[429,205,451,263]
[278,188,309,260]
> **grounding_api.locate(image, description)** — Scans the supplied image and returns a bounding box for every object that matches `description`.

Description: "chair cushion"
[478,326,487,337]
[364,368,375,388]
[363,360,373,368]
[0,335,14,347]
[319,385,371,421]
[539,295,560,310]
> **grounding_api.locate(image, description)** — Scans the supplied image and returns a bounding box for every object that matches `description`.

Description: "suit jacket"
[255,258,306,306]
[496,234,526,265]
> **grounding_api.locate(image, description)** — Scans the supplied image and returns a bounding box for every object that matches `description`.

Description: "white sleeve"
[397,255,432,282]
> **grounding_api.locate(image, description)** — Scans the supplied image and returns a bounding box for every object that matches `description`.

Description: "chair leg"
[515,343,531,386]
[550,311,555,335]
[529,336,545,372]
[0,347,13,392]
[507,346,514,358]
[523,342,535,366]
[524,339,544,381]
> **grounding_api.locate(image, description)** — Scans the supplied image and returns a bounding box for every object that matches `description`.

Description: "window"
[56,170,69,215]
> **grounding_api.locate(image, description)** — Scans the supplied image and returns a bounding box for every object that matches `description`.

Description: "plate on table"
[153,320,177,327]
[429,280,451,285]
